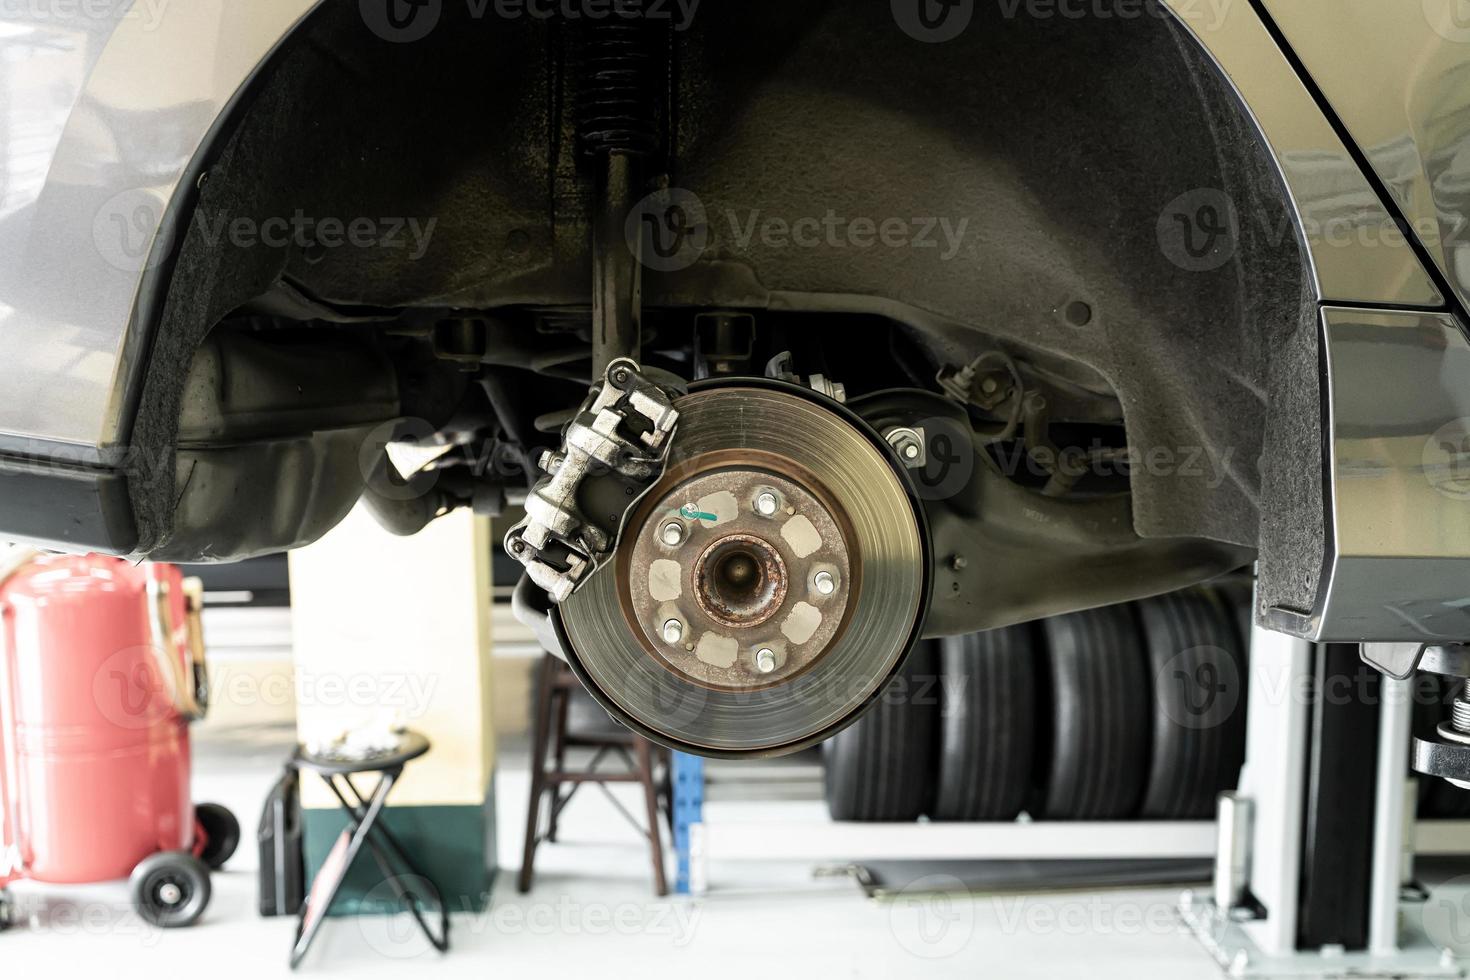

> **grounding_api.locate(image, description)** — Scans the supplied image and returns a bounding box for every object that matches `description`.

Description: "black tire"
[930,626,1036,821]
[130,851,212,928]
[1211,581,1254,655]
[1034,605,1149,820]
[195,802,240,870]
[1136,589,1248,819]
[822,642,940,821]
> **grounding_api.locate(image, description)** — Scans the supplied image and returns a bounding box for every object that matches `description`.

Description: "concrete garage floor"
[0,724,1235,978]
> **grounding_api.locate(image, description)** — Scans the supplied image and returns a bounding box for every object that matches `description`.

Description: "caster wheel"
[195,802,241,870]
[130,851,211,928]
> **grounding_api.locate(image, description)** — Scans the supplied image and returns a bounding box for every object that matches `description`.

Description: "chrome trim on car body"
[1269,307,1470,642]
[0,0,320,460]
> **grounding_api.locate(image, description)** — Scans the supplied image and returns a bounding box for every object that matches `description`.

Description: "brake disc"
[556,382,930,757]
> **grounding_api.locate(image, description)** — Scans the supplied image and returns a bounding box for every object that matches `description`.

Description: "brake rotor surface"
[557,384,927,756]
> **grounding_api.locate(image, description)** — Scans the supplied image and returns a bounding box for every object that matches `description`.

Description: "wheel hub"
[623,465,855,691]
[557,383,928,757]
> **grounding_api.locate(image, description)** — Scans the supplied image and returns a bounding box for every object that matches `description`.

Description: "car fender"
[0,0,323,462]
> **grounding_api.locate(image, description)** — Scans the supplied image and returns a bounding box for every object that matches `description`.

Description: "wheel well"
[131,0,1312,608]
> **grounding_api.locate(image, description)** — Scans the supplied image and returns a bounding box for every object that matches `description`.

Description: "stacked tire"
[823,583,1251,822]
[824,642,941,821]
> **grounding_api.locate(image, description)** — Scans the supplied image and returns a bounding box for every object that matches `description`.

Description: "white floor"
[0,723,1237,979]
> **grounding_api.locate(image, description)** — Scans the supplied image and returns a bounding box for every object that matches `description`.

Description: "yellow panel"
[288,505,495,809]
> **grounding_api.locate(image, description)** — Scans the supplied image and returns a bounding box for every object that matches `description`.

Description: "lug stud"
[662,619,684,644]
[755,648,777,674]
[755,491,779,517]
[814,571,836,596]
[661,522,685,546]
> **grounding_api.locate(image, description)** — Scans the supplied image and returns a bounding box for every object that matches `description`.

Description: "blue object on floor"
[671,752,705,895]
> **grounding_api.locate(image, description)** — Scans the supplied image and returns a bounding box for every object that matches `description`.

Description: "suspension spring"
[576,2,660,157]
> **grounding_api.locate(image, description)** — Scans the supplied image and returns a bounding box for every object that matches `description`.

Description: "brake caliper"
[504,358,679,602]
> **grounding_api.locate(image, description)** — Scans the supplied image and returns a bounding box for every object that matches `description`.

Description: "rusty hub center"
[693,533,789,628]
[620,459,855,692]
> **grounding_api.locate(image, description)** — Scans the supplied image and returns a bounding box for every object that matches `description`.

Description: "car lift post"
[1183,619,1458,976]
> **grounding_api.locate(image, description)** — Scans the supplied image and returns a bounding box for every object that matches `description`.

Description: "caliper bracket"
[504,358,679,602]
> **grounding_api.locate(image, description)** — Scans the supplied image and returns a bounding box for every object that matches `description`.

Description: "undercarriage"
[93,0,1308,755]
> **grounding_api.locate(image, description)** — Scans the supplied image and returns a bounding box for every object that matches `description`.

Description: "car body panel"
[1264,0,1470,314]
[1278,307,1470,642]
[0,0,318,460]
[1162,0,1444,308]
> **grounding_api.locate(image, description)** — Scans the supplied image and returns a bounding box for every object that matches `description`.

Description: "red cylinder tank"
[0,555,196,884]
